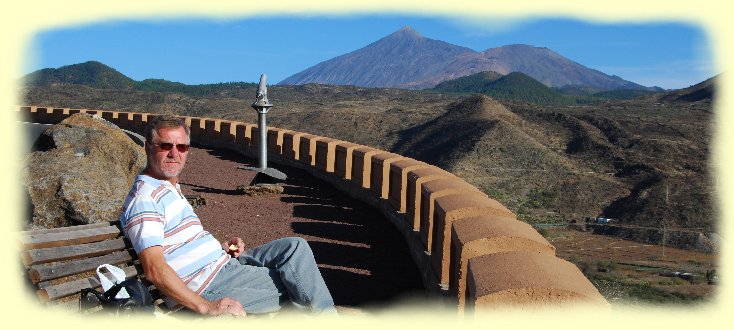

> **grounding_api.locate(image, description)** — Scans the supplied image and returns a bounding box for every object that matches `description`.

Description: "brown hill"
[393,95,629,223]
[659,75,717,103]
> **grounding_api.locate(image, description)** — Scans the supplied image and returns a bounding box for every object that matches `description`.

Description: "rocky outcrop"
[23,113,146,229]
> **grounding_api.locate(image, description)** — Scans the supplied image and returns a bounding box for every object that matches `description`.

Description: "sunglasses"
[152,143,190,153]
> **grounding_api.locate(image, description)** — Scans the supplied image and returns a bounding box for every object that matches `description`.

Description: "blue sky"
[25,15,715,90]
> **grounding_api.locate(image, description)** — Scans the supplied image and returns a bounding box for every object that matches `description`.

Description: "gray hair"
[145,115,190,143]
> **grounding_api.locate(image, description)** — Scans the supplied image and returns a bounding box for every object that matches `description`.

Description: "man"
[119,115,335,316]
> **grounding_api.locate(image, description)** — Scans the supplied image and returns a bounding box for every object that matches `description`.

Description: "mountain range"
[279,26,658,91]
[18,61,644,106]
[21,26,664,95]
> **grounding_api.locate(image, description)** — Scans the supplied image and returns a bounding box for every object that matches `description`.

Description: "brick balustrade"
[16,105,610,314]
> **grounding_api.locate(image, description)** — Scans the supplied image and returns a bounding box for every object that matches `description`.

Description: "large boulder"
[23,113,146,229]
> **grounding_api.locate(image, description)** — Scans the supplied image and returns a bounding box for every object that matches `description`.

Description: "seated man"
[119,115,335,316]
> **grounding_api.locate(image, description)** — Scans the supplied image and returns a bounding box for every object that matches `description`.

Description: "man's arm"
[138,246,246,316]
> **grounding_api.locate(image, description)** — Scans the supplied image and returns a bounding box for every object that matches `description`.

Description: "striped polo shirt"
[120,174,229,310]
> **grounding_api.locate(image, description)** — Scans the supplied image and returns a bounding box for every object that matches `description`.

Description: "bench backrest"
[19,222,153,310]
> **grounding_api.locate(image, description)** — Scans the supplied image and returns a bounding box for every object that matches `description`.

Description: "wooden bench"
[19,195,210,311]
[19,221,165,312]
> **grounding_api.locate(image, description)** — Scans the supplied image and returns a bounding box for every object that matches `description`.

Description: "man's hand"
[139,246,238,316]
[221,237,245,258]
[206,297,247,317]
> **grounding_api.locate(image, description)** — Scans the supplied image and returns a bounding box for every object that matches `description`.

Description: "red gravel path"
[178,146,425,309]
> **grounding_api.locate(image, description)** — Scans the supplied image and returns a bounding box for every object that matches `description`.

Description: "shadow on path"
[180,147,425,309]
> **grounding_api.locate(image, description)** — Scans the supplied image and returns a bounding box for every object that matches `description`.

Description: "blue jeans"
[200,237,336,314]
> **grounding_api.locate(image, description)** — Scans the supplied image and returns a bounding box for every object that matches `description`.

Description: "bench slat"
[20,223,168,311]
[20,225,122,250]
[19,222,115,237]
[38,264,143,303]
[21,238,128,267]
[29,250,136,284]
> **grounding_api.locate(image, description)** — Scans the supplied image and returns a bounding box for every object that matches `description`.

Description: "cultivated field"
[546,227,717,306]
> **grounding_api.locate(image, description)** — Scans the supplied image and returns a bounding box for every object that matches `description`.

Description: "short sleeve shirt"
[119,175,230,309]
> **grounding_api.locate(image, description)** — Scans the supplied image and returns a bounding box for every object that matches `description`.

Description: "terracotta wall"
[18,105,609,313]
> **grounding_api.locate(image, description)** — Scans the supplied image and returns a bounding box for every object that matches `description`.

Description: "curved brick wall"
[17,105,610,313]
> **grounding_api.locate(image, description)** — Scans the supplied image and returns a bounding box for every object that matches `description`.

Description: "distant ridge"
[23,61,135,89]
[662,75,717,102]
[479,45,646,90]
[21,61,257,97]
[280,27,652,91]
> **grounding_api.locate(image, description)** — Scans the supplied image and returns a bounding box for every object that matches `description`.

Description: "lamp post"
[238,74,287,182]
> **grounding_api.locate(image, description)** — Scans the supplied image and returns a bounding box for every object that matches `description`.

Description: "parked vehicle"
[586,217,614,224]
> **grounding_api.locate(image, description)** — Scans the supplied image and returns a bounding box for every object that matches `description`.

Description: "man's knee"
[271,237,314,260]
[281,237,309,252]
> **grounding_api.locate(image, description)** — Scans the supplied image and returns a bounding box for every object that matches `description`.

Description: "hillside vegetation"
[22,61,258,97]
[23,61,136,89]
[431,71,504,93]
[430,71,658,105]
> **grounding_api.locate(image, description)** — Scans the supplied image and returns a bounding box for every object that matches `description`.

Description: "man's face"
[145,126,189,183]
